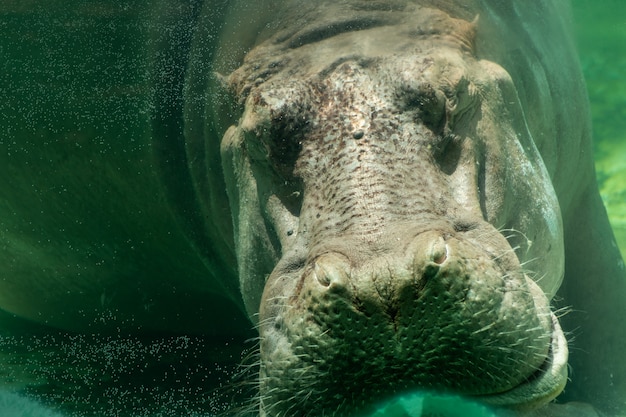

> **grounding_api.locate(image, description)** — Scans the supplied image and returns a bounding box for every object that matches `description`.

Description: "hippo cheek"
[257,229,567,416]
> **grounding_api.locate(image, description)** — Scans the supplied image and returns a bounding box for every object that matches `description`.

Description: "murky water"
[573,0,626,259]
[0,3,253,415]
[0,1,624,416]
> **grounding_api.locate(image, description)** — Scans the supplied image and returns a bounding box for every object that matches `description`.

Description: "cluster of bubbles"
[0,323,256,417]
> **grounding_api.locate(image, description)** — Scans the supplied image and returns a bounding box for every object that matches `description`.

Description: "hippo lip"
[476,311,568,410]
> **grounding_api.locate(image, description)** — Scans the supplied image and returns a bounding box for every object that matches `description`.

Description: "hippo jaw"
[478,313,568,410]
[218,6,566,416]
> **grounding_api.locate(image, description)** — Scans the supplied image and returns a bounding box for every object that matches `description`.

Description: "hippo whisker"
[471,321,497,335]
[224,344,263,416]
[237,356,262,377]
[498,271,527,283]
[254,316,281,331]
[527,270,548,287]
[262,396,286,417]
[552,306,572,320]
[282,395,308,417]
[469,307,492,318]
[498,228,534,250]
[230,400,260,417]
[263,295,292,304]
[519,256,540,269]
[490,244,521,262]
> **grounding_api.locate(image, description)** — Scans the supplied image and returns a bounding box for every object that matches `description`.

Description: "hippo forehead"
[252,47,473,133]
[237,40,480,161]
[228,5,482,189]
[228,4,476,96]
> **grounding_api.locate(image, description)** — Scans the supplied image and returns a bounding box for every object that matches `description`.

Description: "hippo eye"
[244,88,312,179]
[443,77,477,127]
[433,133,463,175]
[242,100,306,217]
[264,108,309,178]
[400,84,446,134]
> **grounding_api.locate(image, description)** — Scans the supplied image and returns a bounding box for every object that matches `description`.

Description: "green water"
[0,4,249,415]
[0,1,624,417]
[573,0,626,258]
[360,393,497,417]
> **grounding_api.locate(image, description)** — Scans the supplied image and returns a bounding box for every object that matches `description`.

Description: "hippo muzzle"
[259,231,567,416]
[219,7,566,416]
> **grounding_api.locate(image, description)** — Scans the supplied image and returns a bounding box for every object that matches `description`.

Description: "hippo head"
[217,5,567,416]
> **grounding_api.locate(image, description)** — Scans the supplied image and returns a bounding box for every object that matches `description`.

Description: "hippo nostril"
[312,253,350,289]
[433,245,448,264]
[314,263,332,287]
[410,233,450,281]
[430,238,449,265]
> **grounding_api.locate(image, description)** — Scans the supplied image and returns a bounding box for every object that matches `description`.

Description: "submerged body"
[0,0,625,416]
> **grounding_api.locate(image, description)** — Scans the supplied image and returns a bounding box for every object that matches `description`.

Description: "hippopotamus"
[0,0,624,416]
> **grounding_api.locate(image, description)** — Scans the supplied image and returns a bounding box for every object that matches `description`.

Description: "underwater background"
[574,0,626,259]
[0,1,624,416]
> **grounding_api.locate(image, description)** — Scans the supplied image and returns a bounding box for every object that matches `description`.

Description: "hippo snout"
[258,228,559,416]
[299,232,450,316]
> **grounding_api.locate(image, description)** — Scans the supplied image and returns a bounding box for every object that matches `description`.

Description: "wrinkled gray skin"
[1,1,625,417]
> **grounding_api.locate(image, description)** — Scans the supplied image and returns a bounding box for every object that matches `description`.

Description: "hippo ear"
[449,14,479,54]
[458,15,479,54]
